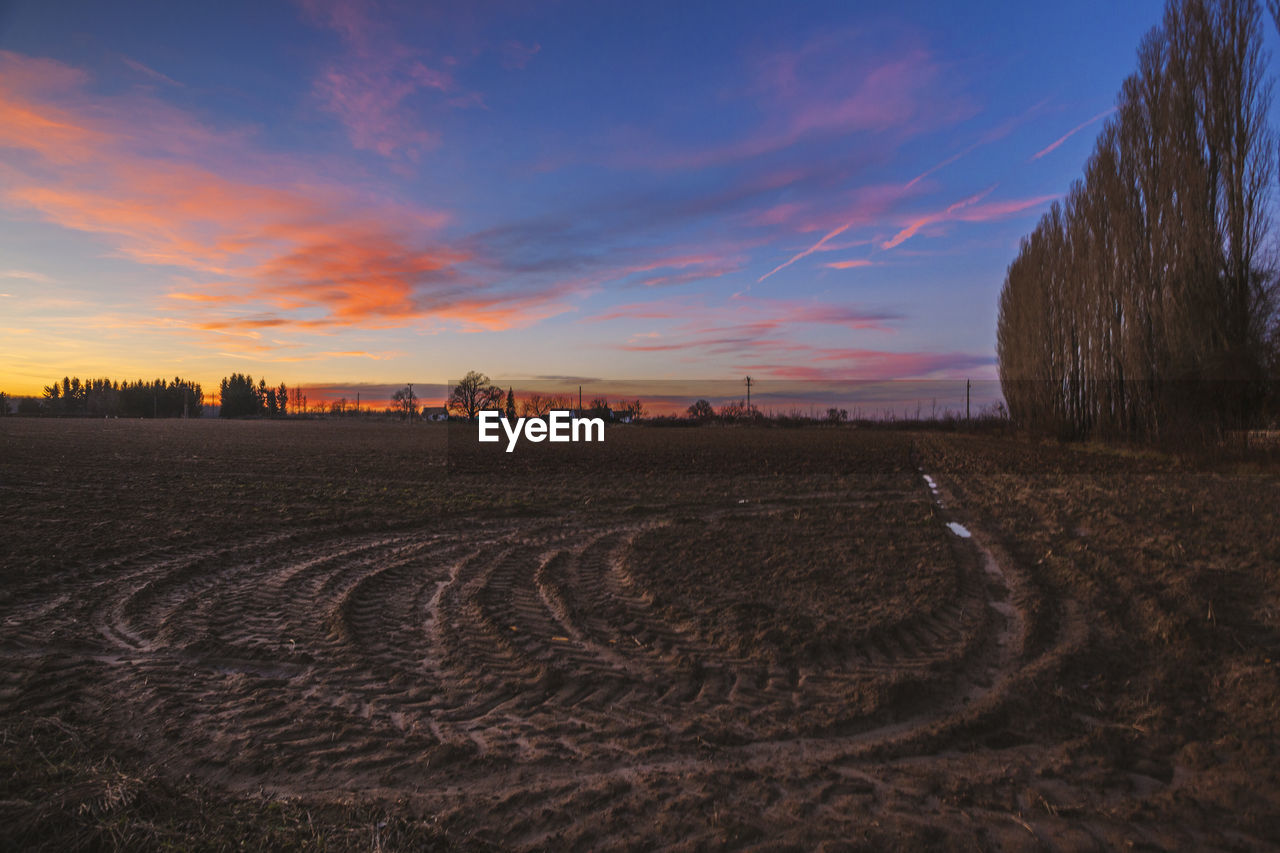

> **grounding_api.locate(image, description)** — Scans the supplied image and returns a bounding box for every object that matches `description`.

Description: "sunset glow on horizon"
[1,0,1220,403]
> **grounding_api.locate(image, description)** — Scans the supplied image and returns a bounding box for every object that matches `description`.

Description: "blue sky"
[4,0,1243,404]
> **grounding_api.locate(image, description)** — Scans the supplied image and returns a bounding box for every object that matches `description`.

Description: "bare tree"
[391,385,417,420]
[447,371,503,421]
[520,392,552,418]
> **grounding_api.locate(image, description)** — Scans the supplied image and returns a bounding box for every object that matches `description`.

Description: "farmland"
[1,419,1278,850]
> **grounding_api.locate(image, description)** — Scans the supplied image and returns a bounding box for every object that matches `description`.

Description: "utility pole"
[356,392,360,414]
[579,385,583,417]
[744,376,754,410]
[407,383,414,422]
[966,378,971,421]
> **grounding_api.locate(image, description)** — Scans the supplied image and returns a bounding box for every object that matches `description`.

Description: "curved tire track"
[0,480,1059,847]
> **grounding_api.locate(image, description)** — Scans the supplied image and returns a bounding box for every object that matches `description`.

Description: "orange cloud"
[825,259,873,269]
[0,59,106,165]
[0,51,566,335]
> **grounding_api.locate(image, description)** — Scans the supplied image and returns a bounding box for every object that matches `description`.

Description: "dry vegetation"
[1,419,1278,850]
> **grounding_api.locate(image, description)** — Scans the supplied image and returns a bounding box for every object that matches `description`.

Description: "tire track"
[0,479,1052,846]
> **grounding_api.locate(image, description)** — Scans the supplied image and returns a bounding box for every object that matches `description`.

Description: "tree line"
[997,0,1279,440]
[29,376,204,418]
[441,371,645,422]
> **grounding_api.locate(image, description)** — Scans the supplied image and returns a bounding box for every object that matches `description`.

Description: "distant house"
[422,406,449,422]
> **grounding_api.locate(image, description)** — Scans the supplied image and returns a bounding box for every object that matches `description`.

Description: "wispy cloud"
[754,183,913,282]
[605,298,992,380]
[757,223,853,282]
[882,186,997,250]
[750,101,1058,282]
[593,294,900,335]
[120,56,183,87]
[907,98,1050,188]
[739,349,996,381]
[880,187,1053,251]
[621,30,971,172]
[1031,107,1114,160]
[500,40,541,70]
[0,269,54,283]
[298,0,480,161]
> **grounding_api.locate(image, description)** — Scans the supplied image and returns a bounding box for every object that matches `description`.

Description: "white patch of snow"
[946,522,971,538]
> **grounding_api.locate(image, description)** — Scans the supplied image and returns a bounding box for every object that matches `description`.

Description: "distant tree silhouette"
[447,371,502,421]
[520,393,554,417]
[616,399,645,421]
[687,399,714,421]
[587,397,612,419]
[212,374,292,418]
[718,399,759,422]
[505,387,516,420]
[42,381,61,414]
[0,391,10,416]
[391,385,417,420]
[39,375,202,417]
[219,373,266,417]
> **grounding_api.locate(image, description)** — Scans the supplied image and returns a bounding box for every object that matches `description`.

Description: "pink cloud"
[877,187,1053,252]
[314,66,444,158]
[739,349,995,381]
[634,262,741,288]
[754,183,914,281]
[621,32,972,172]
[501,40,541,70]
[949,195,1058,222]
[748,201,810,228]
[589,292,991,380]
[298,0,477,161]
[593,295,899,335]
[881,185,996,250]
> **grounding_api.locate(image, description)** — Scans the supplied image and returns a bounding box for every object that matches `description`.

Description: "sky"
[2,0,1244,407]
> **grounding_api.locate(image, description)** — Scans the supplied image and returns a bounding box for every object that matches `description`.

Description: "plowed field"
[1,420,1277,850]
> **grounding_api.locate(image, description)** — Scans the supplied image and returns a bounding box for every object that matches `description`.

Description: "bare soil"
[0,419,1277,850]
